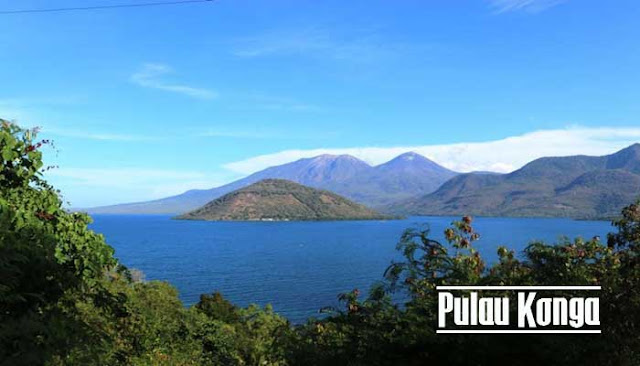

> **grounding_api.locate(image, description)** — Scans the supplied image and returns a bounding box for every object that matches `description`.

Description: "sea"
[89,215,613,323]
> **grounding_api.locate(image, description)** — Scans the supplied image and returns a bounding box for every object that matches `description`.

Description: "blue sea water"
[89,215,613,323]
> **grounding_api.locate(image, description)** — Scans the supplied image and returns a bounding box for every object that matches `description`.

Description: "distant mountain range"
[87,152,457,214]
[177,179,392,221]
[87,144,640,219]
[389,143,640,219]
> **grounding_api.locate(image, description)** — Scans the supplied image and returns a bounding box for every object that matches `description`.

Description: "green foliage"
[288,207,640,365]
[178,179,394,221]
[2,119,640,365]
[0,120,119,365]
[0,120,294,365]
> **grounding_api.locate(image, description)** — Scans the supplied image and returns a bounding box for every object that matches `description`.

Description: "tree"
[0,120,119,364]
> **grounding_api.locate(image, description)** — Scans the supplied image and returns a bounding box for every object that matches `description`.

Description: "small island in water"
[176,179,396,221]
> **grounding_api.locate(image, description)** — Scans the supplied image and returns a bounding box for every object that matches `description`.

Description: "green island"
[2,121,640,365]
[176,179,395,221]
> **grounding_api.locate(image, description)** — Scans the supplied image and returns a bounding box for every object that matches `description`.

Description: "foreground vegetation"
[2,120,640,365]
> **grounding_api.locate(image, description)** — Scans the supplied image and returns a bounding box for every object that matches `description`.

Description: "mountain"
[391,144,640,219]
[176,179,393,221]
[87,152,457,214]
[343,152,458,206]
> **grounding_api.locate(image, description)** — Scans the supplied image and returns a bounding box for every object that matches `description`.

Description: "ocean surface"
[90,215,613,323]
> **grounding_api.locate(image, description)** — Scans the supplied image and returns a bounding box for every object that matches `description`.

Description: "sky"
[1,0,639,207]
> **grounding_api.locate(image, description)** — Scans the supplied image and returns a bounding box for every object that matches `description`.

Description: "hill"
[87,152,457,214]
[391,144,640,219]
[176,179,393,221]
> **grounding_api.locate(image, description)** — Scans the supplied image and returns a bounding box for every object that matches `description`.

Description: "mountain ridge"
[390,144,640,219]
[86,152,457,214]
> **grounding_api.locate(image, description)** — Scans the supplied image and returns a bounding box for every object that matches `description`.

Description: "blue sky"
[1,0,639,207]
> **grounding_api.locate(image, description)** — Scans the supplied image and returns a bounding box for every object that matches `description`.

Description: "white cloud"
[488,0,567,14]
[223,126,640,175]
[131,63,218,100]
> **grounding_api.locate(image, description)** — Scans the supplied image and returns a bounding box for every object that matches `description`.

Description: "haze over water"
[91,215,612,323]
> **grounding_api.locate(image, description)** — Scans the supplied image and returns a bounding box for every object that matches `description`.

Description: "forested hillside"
[392,144,640,219]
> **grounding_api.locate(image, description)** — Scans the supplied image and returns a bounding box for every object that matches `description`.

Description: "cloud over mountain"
[224,126,640,175]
